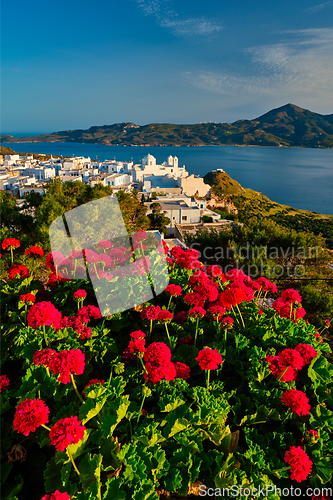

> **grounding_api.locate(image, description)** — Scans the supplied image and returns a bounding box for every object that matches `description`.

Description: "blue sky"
[1,0,333,134]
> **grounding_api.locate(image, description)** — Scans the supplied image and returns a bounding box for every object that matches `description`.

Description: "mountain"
[1,104,333,148]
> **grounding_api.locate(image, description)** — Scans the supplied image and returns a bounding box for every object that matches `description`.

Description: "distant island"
[1,103,333,148]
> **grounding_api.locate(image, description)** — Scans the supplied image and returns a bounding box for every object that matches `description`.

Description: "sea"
[1,142,333,215]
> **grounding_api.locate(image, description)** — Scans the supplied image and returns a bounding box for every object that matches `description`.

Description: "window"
[200,204,203,208]
[182,216,187,221]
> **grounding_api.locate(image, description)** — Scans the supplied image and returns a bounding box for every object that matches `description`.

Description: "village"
[0,152,235,240]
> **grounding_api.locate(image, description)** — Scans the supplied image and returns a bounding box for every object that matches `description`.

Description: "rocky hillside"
[1,104,332,148]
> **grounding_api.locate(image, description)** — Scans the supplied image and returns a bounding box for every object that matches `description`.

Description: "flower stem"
[137,394,146,424]
[10,247,13,265]
[223,328,227,355]
[206,369,210,390]
[236,303,245,329]
[167,296,172,310]
[42,324,49,347]
[41,424,51,431]
[71,374,84,403]
[165,322,172,349]
[139,356,148,376]
[277,365,289,382]
[194,316,199,347]
[67,448,81,477]
[107,366,113,388]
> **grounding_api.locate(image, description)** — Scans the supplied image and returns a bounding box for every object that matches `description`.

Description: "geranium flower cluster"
[20,293,36,304]
[169,246,203,271]
[281,389,311,416]
[143,342,176,384]
[266,344,317,381]
[61,305,101,339]
[27,301,62,330]
[0,374,10,393]
[165,284,182,296]
[7,264,30,280]
[139,341,190,384]
[49,416,86,452]
[40,491,71,500]
[33,349,85,384]
[128,330,146,355]
[2,238,20,250]
[13,398,50,436]
[272,288,306,322]
[25,245,44,257]
[284,445,312,482]
[256,276,278,293]
[196,348,223,371]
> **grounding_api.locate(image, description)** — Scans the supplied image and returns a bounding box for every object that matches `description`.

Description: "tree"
[147,203,171,236]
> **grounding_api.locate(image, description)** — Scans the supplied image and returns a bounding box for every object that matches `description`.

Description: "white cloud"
[304,1,333,12]
[161,18,222,36]
[184,29,333,101]
[135,0,222,37]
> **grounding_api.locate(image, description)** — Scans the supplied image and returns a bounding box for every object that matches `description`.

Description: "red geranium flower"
[20,293,36,304]
[294,344,317,364]
[48,349,85,384]
[140,305,162,321]
[256,277,277,293]
[33,349,57,367]
[184,292,205,307]
[49,416,85,452]
[157,309,174,322]
[176,336,194,346]
[73,289,87,300]
[165,284,182,296]
[128,330,146,354]
[27,301,62,330]
[281,389,311,416]
[13,398,50,436]
[174,362,191,380]
[207,304,226,321]
[284,445,312,482]
[2,238,20,250]
[97,239,112,249]
[7,264,30,280]
[196,348,223,371]
[40,491,71,500]
[188,306,206,318]
[175,311,189,326]
[219,288,247,309]
[77,305,101,323]
[221,316,234,328]
[25,245,44,257]
[281,288,302,303]
[206,265,225,279]
[279,348,305,371]
[45,251,65,271]
[143,342,176,384]
[0,374,10,393]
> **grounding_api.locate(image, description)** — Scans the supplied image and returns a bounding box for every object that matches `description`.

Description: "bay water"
[1,142,332,215]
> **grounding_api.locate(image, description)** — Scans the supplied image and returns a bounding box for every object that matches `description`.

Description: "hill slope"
[1,104,333,148]
[204,169,333,246]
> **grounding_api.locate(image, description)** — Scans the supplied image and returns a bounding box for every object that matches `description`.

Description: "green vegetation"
[186,172,333,339]
[1,104,333,147]
[1,180,151,251]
